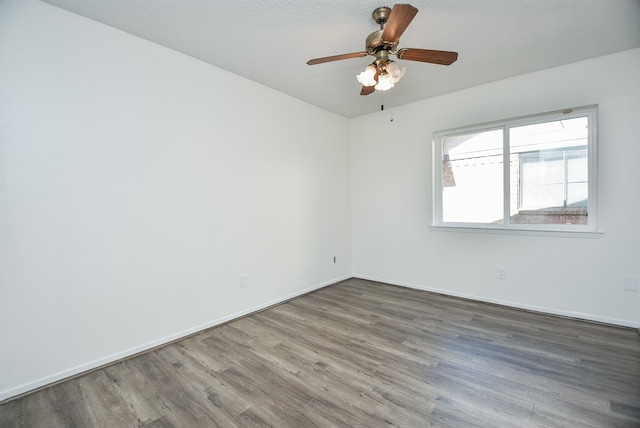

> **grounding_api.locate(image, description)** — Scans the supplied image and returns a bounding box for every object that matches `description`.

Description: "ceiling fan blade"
[360,85,375,96]
[381,4,418,43]
[397,48,458,65]
[307,52,367,65]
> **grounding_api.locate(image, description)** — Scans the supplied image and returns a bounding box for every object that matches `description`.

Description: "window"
[433,106,598,234]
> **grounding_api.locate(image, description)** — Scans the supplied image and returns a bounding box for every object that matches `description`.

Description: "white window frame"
[431,106,602,237]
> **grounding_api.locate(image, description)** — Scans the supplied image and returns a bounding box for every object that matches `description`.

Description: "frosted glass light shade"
[386,61,406,83]
[356,65,377,87]
[375,73,394,91]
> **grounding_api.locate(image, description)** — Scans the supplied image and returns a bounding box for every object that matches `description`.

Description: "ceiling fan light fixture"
[356,64,377,86]
[374,72,394,91]
[365,60,404,91]
[386,61,406,83]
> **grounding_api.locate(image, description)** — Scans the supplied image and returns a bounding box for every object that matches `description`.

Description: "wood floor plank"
[10,388,72,428]
[101,362,166,425]
[0,400,20,428]
[2,278,639,427]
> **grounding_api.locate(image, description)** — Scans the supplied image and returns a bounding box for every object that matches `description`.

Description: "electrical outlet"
[496,267,507,280]
[239,274,247,288]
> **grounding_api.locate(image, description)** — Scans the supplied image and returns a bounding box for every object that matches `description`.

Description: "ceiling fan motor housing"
[366,30,398,56]
[367,7,398,56]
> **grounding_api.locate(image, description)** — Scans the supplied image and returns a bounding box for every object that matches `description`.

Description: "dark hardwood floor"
[1,278,639,427]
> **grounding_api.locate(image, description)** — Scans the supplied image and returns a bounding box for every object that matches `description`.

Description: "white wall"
[351,48,640,328]
[2,0,638,405]
[0,1,351,401]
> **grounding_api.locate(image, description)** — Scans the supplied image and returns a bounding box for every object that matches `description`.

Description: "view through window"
[434,107,597,232]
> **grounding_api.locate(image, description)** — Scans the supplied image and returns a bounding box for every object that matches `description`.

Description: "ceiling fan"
[307,4,458,96]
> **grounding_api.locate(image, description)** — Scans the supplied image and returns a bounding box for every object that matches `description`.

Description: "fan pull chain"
[380,92,394,122]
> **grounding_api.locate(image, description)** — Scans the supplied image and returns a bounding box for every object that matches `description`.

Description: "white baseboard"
[0,275,350,403]
[353,274,640,329]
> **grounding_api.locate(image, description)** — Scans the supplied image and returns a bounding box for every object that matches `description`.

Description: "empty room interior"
[1,0,640,426]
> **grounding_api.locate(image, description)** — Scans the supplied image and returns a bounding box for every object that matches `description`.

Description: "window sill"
[429,224,604,239]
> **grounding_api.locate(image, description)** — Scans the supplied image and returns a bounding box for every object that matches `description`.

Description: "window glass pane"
[442,129,504,223]
[567,149,588,208]
[567,150,588,181]
[519,151,565,209]
[434,107,596,232]
[509,117,588,225]
[567,183,588,207]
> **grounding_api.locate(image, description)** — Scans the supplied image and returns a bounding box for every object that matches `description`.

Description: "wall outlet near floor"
[624,275,638,292]
[496,267,507,280]
[239,274,248,288]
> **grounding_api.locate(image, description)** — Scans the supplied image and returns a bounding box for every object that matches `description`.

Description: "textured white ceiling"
[40,0,640,117]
